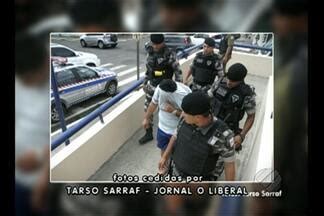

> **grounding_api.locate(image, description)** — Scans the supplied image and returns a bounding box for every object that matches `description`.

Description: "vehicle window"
[55,69,78,87]
[72,67,98,80]
[51,47,76,57]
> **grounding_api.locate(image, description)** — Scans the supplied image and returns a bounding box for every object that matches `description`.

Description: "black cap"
[204,37,215,47]
[159,79,177,92]
[181,92,210,115]
[227,63,248,81]
[150,34,164,44]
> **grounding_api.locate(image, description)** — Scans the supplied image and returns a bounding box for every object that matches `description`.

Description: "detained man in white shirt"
[142,79,191,156]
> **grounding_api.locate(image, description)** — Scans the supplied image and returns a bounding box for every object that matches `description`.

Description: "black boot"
[139,127,153,144]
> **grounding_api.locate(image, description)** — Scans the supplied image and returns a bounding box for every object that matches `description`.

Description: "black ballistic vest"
[147,46,174,86]
[172,119,227,176]
[192,52,219,86]
[212,80,252,131]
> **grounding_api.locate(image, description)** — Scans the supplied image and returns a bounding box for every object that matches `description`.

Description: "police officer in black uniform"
[208,63,256,151]
[158,92,236,181]
[183,37,224,92]
[139,34,183,144]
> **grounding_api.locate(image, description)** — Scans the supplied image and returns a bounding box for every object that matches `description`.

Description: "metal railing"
[227,42,272,52]
[177,40,273,57]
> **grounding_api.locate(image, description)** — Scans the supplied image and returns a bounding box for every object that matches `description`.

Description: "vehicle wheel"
[80,40,87,47]
[51,103,67,123]
[106,81,117,96]
[98,41,105,49]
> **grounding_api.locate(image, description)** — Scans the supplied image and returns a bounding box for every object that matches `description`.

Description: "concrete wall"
[227,51,273,78]
[51,91,145,181]
[241,76,273,181]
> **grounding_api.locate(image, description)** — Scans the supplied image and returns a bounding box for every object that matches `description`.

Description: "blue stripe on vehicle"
[50,76,117,97]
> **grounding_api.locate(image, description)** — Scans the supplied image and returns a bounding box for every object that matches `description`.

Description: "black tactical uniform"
[139,34,182,144]
[190,51,224,92]
[169,92,235,181]
[171,117,235,180]
[145,45,182,87]
[209,78,256,133]
[208,63,256,152]
[189,38,223,92]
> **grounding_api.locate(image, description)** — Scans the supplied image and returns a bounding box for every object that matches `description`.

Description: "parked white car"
[50,43,101,67]
[80,33,118,49]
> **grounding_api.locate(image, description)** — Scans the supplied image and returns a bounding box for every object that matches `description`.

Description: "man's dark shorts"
[157,128,172,151]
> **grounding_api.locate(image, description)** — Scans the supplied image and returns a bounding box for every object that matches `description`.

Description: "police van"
[51,64,118,122]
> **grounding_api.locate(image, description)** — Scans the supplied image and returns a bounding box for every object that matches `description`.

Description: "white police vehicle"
[51,64,118,122]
